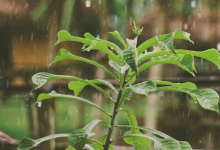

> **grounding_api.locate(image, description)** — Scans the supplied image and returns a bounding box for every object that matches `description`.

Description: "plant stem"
[103,72,128,150]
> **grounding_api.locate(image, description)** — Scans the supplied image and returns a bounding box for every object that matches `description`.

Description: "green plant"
[17,22,220,150]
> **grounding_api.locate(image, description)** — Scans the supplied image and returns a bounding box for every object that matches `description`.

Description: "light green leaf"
[122,109,151,150]
[37,91,111,116]
[18,134,69,150]
[130,81,156,97]
[137,30,193,54]
[89,134,113,150]
[68,81,87,96]
[50,49,117,79]
[84,33,96,40]
[154,81,197,89]
[109,60,129,74]
[110,31,127,49]
[157,86,219,113]
[68,129,88,150]
[179,141,192,150]
[55,30,91,45]
[32,72,115,102]
[157,32,176,55]
[65,146,76,150]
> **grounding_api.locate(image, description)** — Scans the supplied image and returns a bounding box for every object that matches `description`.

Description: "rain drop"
[85,0,91,8]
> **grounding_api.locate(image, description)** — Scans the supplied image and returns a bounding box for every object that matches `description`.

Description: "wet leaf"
[37,91,111,116]
[17,138,35,150]
[157,32,176,55]
[109,60,129,74]
[154,138,181,150]
[68,129,88,150]
[130,81,156,97]
[68,81,87,96]
[122,49,137,73]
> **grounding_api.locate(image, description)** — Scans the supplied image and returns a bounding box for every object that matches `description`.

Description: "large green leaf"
[157,86,219,113]
[122,109,151,150]
[137,29,193,54]
[32,72,115,102]
[130,81,157,97]
[18,134,69,150]
[109,31,127,49]
[139,49,220,69]
[50,49,117,79]
[37,91,111,116]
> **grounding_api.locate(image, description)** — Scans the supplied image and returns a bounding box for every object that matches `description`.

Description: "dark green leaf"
[37,91,111,116]
[50,49,117,79]
[122,49,137,73]
[17,138,35,150]
[68,129,88,150]
[130,81,156,97]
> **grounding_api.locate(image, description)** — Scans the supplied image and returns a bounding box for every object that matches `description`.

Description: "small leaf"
[109,60,129,74]
[109,31,127,49]
[174,29,194,44]
[50,49,116,79]
[122,109,151,150]
[122,49,137,73]
[55,30,90,45]
[157,32,176,55]
[68,129,88,150]
[68,81,87,96]
[179,141,192,150]
[17,138,35,150]
[130,81,156,97]
[37,91,111,116]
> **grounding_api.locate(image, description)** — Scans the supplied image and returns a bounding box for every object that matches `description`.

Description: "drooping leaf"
[154,138,181,150]
[37,91,111,116]
[179,141,192,150]
[68,129,88,150]
[122,109,151,150]
[68,81,87,96]
[157,32,176,55]
[109,31,127,49]
[157,86,219,113]
[109,60,129,74]
[32,72,115,102]
[50,49,117,79]
[137,54,195,76]
[130,81,156,97]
